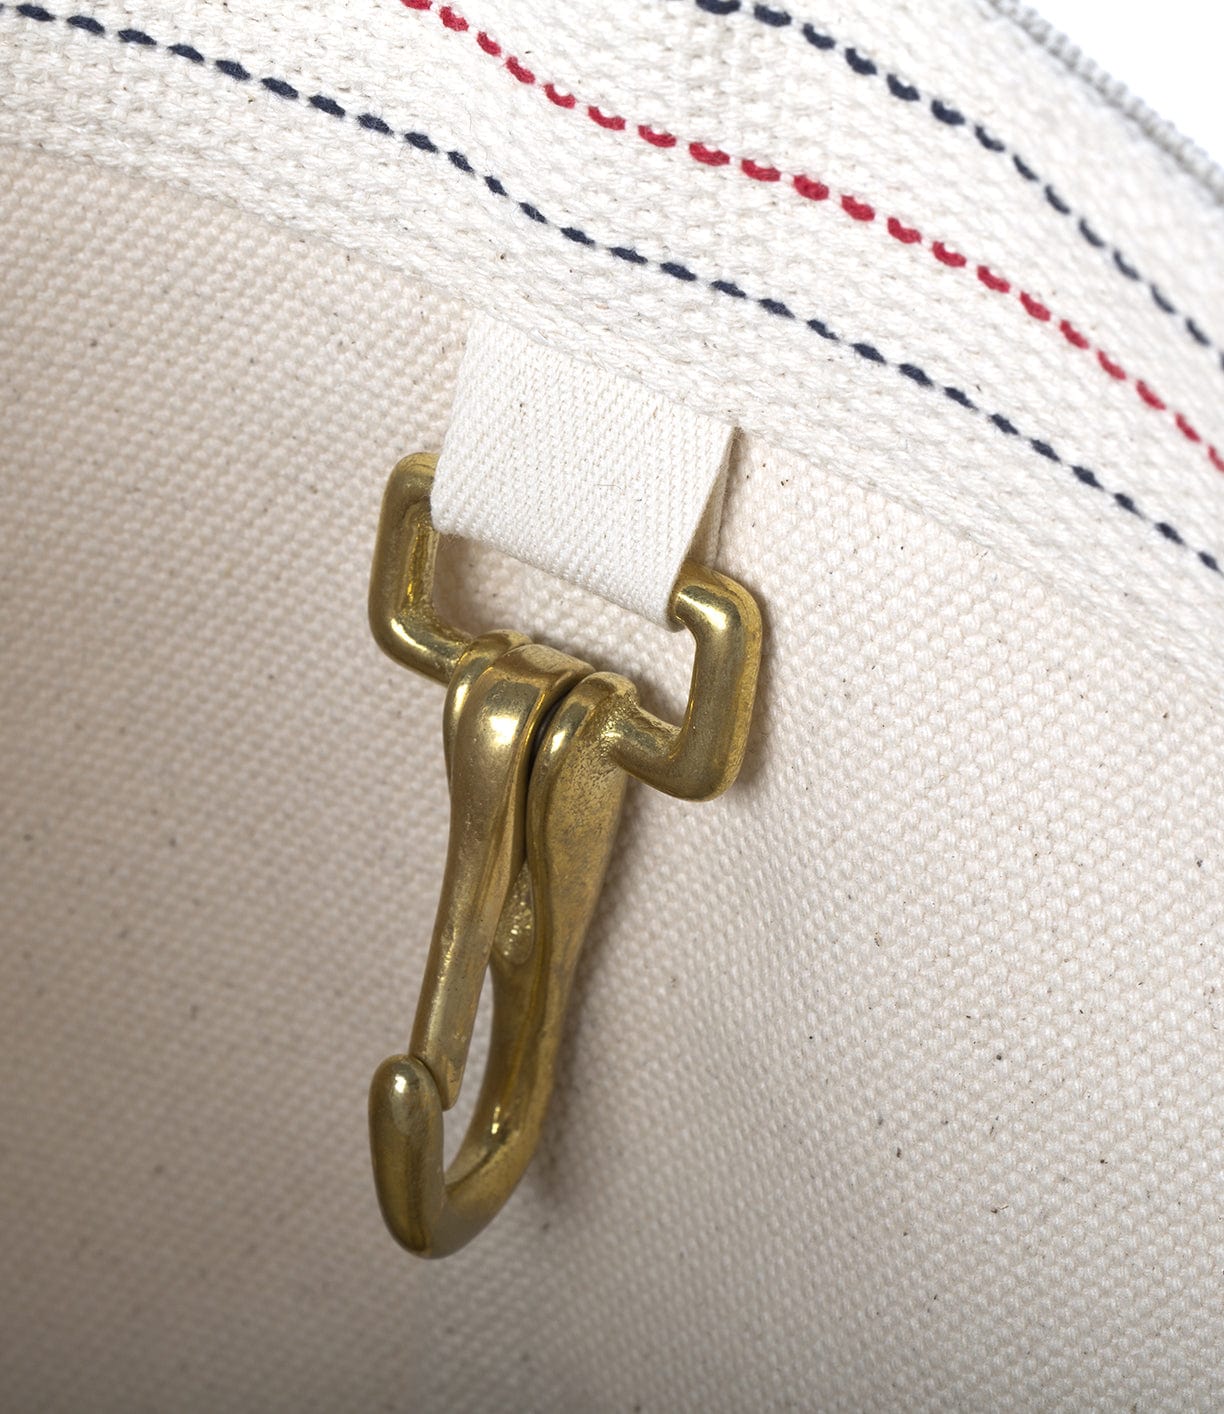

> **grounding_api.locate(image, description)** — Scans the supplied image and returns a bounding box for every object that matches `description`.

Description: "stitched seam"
[677,0,1224,380]
[397,0,1224,481]
[8,2,1220,582]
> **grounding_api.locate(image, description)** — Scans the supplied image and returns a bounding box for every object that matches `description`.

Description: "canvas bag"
[2,1,1223,1407]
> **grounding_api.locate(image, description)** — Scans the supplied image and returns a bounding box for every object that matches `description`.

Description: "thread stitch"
[396,0,1224,479]
[9,2,1220,581]
[1151,286,1175,314]
[676,0,1224,378]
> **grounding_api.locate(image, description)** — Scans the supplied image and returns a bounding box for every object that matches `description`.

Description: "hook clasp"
[367,454,761,1257]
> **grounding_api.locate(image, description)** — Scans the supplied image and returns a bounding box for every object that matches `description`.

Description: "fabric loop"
[431,314,734,625]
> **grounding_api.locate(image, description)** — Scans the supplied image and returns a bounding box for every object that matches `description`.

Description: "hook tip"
[369,1054,445,1254]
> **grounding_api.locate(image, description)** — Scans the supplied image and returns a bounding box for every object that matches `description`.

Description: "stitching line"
[679,0,1224,382]
[6,2,1220,584]
[398,0,1224,482]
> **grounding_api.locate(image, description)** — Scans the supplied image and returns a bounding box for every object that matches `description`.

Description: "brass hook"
[367,455,761,1257]
[369,666,631,1257]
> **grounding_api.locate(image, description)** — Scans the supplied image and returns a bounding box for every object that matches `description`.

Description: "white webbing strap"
[431,315,734,625]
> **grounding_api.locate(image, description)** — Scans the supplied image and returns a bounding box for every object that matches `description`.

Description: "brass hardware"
[367,453,761,1257]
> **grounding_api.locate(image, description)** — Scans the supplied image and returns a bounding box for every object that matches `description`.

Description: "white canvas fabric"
[1,0,1223,693]
[432,312,733,623]
[3,0,1224,1408]
[4,142,1224,1414]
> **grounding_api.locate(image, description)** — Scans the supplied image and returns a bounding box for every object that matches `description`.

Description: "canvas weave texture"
[1,0,1224,694]
[2,143,1223,1412]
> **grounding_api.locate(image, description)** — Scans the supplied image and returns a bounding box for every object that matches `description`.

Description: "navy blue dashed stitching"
[7,1,1219,582]
[1078,219,1105,248]
[800,22,833,50]
[1151,285,1175,314]
[679,0,1224,379]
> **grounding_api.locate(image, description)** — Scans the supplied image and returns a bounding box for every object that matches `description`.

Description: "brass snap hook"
[367,454,761,1257]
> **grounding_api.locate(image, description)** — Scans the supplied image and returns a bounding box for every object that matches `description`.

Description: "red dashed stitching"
[793,175,829,201]
[589,105,626,131]
[640,125,676,148]
[743,158,781,181]
[402,0,1223,477]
